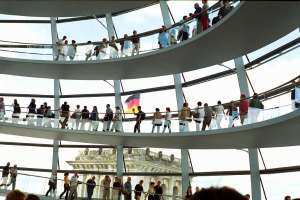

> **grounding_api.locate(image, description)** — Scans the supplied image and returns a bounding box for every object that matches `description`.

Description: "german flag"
[125,94,140,113]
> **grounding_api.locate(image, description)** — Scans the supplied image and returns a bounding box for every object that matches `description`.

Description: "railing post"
[234,56,261,200]
[160,1,190,196]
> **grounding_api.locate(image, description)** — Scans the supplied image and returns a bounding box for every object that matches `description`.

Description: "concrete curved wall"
[0,1,157,17]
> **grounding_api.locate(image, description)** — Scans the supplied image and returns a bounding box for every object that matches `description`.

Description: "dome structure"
[0,1,300,200]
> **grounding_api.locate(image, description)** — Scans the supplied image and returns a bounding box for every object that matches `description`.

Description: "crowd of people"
[1,87,300,134]
[53,0,234,61]
[0,93,265,133]
[4,175,298,200]
[0,162,18,191]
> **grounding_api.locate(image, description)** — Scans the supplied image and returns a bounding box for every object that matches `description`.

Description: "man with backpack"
[133,106,145,133]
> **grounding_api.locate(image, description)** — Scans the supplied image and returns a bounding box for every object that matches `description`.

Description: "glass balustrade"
[0,101,296,134]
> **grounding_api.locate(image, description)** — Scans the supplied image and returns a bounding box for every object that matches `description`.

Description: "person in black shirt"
[194,3,202,34]
[133,106,143,133]
[154,181,163,200]
[86,176,96,200]
[12,99,21,124]
[218,0,233,19]
[131,30,140,56]
[80,106,90,130]
[134,180,144,200]
[60,101,70,129]
[27,98,36,126]
[0,162,10,189]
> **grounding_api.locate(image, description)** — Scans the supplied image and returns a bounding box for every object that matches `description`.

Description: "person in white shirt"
[67,40,77,61]
[70,105,81,130]
[214,101,225,129]
[193,101,205,131]
[110,106,123,132]
[151,108,163,133]
[162,107,172,133]
[61,40,69,61]
[56,35,67,60]
[85,41,93,61]
[69,173,81,200]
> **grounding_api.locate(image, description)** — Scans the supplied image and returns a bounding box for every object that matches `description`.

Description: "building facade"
[67,148,184,199]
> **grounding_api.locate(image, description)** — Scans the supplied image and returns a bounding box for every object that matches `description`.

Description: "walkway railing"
[0,1,239,61]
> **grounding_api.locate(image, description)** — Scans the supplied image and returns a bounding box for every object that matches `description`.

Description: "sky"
[0,1,300,200]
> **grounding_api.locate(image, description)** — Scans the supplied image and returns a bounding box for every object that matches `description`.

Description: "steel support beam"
[160,1,189,195]
[234,56,261,200]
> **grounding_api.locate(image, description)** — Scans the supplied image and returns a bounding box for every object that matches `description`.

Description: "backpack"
[140,112,146,120]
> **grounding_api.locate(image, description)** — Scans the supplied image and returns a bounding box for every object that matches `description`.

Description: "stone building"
[67,148,183,199]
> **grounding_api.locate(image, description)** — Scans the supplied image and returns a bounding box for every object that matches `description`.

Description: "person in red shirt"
[239,94,249,125]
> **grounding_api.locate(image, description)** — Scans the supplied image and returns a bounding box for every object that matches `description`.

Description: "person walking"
[201,103,213,131]
[133,106,145,133]
[7,164,17,190]
[45,173,57,197]
[194,3,202,34]
[0,162,10,190]
[151,108,163,133]
[226,101,238,128]
[67,40,77,61]
[12,99,21,124]
[27,98,36,126]
[112,177,122,200]
[89,106,99,131]
[120,34,131,57]
[56,35,67,61]
[36,104,44,127]
[134,180,144,200]
[162,107,172,133]
[158,26,169,49]
[103,104,114,132]
[111,106,123,132]
[85,41,93,61]
[70,105,81,130]
[179,103,192,132]
[193,102,205,131]
[248,93,264,124]
[214,101,225,129]
[60,102,70,129]
[123,177,132,200]
[80,106,90,130]
[68,173,81,200]
[101,175,111,200]
[59,172,70,200]
[239,94,249,125]
[201,0,209,31]
[86,176,96,200]
[131,30,140,56]
[146,182,155,200]
[154,181,163,200]
[177,16,190,41]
